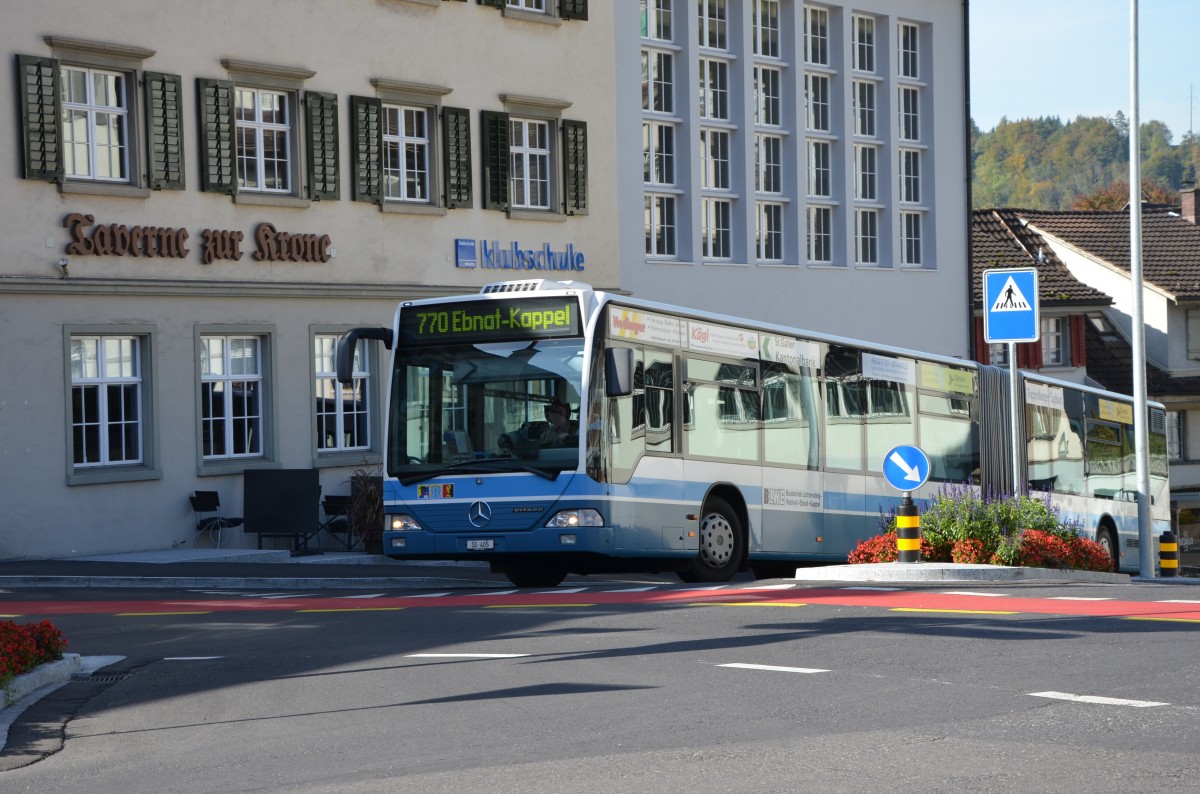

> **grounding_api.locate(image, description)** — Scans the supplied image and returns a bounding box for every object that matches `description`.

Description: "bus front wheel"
[1095,526,1118,572]
[505,568,568,588]
[679,497,742,583]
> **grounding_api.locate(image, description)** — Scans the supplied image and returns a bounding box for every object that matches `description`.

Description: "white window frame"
[644,121,677,185]
[508,0,546,11]
[1187,308,1200,359]
[699,58,730,121]
[803,5,828,65]
[382,104,431,203]
[698,0,728,50]
[900,149,921,203]
[899,22,920,79]
[702,197,732,260]
[807,205,833,264]
[854,144,878,200]
[642,0,674,42]
[901,211,923,266]
[645,193,678,257]
[756,201,784,262]
[509,117,552,210]
[989,343,1009,367]
[315,333,371,454]
[755,66,781,126]
[756,133,783,194]
[70,334,143,467]
[642,50,676,114]
[235,86,291,193]
[900,86,921,142]
[753,0,781,58]
[1041,317,1070,366]
[200,334,266,461]
[855,209,879,265]
[805,74,830,132]
[700,128,729,189]
[807,140,831,197]
[1166,411,1184,461]
[61,65,130,183]
[853,80,877,138]
[853,14,876,73]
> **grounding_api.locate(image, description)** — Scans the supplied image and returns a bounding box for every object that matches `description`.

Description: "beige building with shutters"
[1,0,615,558]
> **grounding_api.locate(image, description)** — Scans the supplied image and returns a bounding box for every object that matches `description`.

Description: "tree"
[1070,180,1175,211]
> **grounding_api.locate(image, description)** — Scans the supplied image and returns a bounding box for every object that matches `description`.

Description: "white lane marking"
[841,586,903,591]
[1028,691,1168,708]
[941,591,1009,597]
[339,593,386,599]
[744,584,798,590]
[544,588,590,594]
[164,656,223,661]
[406,653,530,659]
[407,592,453,598]
[719,663,830,674]
[262,593,317,600]
[606,586,658,592]
[1049,597,1114,601]
[476,590,520,596]
[1157,599,1200,604]
[685,585,730,591]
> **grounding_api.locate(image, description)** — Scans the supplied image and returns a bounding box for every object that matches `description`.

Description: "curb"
[0,575,501,590]
[792,563,1131,584]
[2,653,81,708]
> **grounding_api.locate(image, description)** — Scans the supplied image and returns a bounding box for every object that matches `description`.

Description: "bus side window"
[608,347,645,484]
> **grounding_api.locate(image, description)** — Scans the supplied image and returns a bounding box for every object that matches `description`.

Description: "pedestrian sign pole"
[983,268,1039,495]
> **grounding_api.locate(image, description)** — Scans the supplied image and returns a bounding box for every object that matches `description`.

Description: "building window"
[510,117,551,210]
[1041,317,1070,366]
[201,335,264,460]
[853,80,877,137]
[61,66,129,182]
[900,149,921,203]
[1187,308,1200,360]
[989,343,1009,366]
[698,0,727,50]
[754,66,781,126]
[700,128,729,189]
[901,211,922,266]
[853,15,876,73]
[855,209,878,265]
[702,198,732,259]
[646,194,677,256]
[854,144,878,200]
[756,202,783,261]
[900,86,920,141]
[642,0,673,41]
[803,5,828,65]
[642,50,675,113]
[753,0,781,58]
[899,22,920,79]
[1167,411,1183,461]
[382,105,429,202]
[699,58,729,121]
[807,140,831,197]
[315,334,370,453]
[70,335,143,467]
[805,74,830,132]
[756,134,782,194]
[644,121,676,185]
[235,87,291,193]
[807,206,832,263]
[508,0,546,11]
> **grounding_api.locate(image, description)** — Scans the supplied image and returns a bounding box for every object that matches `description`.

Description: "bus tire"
[1095,526,1118,572]
[504,568,568,588]
[751,563,794,580]
[679,497,742,583]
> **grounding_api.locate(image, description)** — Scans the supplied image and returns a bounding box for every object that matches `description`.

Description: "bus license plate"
[466,539,494,551]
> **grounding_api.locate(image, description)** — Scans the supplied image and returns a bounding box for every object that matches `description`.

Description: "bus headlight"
[390,514,421,531]
[546,509,604,528]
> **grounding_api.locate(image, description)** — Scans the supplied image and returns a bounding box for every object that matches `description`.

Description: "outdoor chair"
[190,491,244,548]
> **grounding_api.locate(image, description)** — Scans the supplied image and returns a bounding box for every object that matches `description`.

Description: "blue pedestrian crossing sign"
[883,445,930,492]
[983,268,1039,343]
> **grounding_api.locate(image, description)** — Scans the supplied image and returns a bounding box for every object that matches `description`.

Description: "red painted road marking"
[3,587,1200,621]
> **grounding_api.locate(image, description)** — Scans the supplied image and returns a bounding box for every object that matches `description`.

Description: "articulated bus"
[337,279,1170,587]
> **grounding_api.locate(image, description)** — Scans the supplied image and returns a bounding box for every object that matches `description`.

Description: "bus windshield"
[388,338,586,482]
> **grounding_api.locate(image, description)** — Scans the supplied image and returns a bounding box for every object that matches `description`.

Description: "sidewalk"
[0,547,1194,588]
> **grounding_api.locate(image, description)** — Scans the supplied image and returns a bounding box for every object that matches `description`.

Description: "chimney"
[1183,187,1199,224]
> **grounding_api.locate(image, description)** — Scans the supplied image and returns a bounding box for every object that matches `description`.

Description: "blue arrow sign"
[983,268,1039,343]
[883,445,930,492]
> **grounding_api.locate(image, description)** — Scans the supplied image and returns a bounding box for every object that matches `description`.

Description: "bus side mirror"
[336,327,393,385]
[605,348,634,397]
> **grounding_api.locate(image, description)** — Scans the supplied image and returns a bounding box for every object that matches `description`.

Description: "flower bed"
[1,619,69,694]
[850,486,1114,573]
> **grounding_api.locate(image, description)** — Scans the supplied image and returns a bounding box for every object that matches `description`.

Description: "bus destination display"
[399,296,582,346]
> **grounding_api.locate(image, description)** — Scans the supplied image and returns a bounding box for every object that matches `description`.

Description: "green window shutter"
[197,77,236,194]
[481,110,510,211]
[559,0,588,20]
[16,54,63,182]
[144,71,185,190]
[442,106,473,209]
[350,95,383,203]
[562,118,588,215]
[305,91,340,200]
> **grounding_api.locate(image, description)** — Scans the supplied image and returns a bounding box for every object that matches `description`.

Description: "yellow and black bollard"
[1159,530,1178,578]
[896,494,920,564]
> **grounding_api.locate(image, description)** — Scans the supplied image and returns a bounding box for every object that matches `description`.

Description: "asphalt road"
[3,579,1199,793]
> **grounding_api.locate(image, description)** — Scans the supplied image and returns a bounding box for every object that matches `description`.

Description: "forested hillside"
[971,115,1200,210]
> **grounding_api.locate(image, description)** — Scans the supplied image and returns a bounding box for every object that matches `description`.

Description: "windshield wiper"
[398,457,559,486]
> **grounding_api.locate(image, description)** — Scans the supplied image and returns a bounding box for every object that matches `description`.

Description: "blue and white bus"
[337,279,1170,587]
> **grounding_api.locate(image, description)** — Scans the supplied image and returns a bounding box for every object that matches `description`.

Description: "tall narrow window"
[71,335,142,466]
[899,22,920,78]
[1166,411,1183,461]
[853,80,877,137]
[1041,317,1070,366]
[201,335,264,460]
[807,140,831,197]
[646,194,677,256]
[702,198,732,259]
[855,209,878,265]
[804,5,829,65]
[700,128,729,189]
[699,58,729,121]
[901,211,922,266]
[62,66,128,182]
[698,0,727,49]
[805,74,830,131]
[643,121,676,185]
[756,134,782,194]
[900,86,921,141]
[753,0,780,57]
[854,144,878,200]
[642,0,673,41]
[382,105,429,202]
[807,206,832,263]
[900,149,921,203]
[756,202,783,261]
[510,117,551,210]
[853,15,876,73]
[235,87,290,192]
[642,51,675,113]
[754,66,781,126]
[315,334,370,452]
